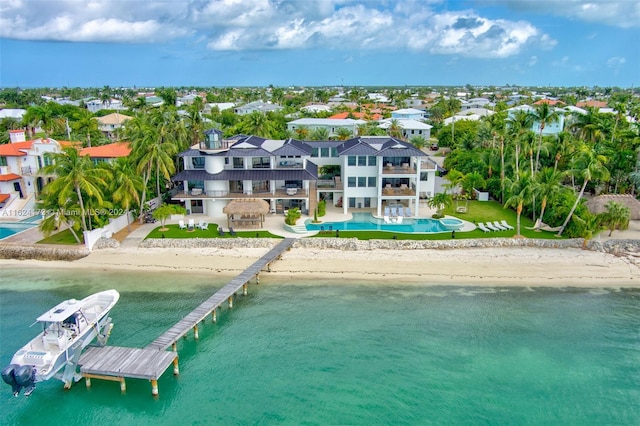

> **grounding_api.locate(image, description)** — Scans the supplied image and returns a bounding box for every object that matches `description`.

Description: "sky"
[0,0,639,89]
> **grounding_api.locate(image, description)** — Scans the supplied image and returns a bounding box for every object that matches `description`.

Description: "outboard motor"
[2,364,22,396]
[14,365,36,397]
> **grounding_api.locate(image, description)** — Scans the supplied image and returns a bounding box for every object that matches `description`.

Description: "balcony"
[172,188,309,200]
[382,163,416,174]
[381,184,416,197]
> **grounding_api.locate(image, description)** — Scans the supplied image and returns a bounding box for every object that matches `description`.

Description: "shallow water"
[1,267,639,425]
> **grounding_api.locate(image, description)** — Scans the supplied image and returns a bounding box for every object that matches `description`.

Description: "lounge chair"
[397,207,404,217]
[218,227,226,236]
[485,222,499,231]
[229,227,237,236]
[477,223,490,232]
[383,216,390,223]
[188,219,195,230]
[500,220,514,230]
[405,207,412,217]
[196,219,204,229]
[178,220,187,230]
[199,221,209,230]
[396,216,403,224]
[492,221,507,231]
[390,207,397,217]
[384,207,390,217]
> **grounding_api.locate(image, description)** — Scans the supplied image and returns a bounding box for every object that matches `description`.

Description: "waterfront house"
[96,113,132,139]
[171,130,439,225]
[79,142,131,165]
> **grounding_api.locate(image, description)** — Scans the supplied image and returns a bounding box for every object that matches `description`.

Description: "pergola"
[223,199,271,229]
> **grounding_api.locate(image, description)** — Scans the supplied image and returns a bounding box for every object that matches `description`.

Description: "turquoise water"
[1,267,639,425]
[305,212,450,233]
[0,222,37,240]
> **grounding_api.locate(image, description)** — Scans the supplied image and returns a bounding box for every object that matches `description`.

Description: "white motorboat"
[2,289,119,396]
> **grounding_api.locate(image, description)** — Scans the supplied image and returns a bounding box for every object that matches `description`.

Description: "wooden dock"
[78,238,295,396]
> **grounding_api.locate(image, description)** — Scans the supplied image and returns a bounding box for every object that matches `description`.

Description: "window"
[364,197,371,208]
[252,157,270,168]
[368,156,376,166]
[368,177,376,187]
[312,148,319,157]
[420,172,429,181]
[233,158,244,169]
[0,156,8,166]
[43,154,53,166]
[191,157,205,169]
[358,156,366,166]
[358,177,366,187]
[331,148,338,157]
[348,177,356,187]
[348,156,356,166]
[320,147,329,157]
[349,198,356,208]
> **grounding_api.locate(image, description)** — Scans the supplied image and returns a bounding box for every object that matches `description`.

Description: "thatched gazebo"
[585,195,640,220]
[223,199,271,229]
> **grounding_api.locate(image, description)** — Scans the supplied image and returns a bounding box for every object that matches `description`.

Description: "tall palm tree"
[504,173,535,237]
[238,111,276,138]
[294,126,310,140]
[335,127,353,141]
[71,109,99,147]
[310,127,329,141]
[557,144,610,236]
[185,97,205,146]
[570,107,603,145]
[110,157,144,231]
[507,109,534,180]
[427,192,453,216]
[534,167,564,226]
[531,103,560,172]
[40,147,110,232]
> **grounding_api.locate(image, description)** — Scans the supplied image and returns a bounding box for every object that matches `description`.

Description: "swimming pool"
[0,216,41,240]
[305,212,457,233]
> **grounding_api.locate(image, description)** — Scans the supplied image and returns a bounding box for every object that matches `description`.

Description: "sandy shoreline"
[1,246,638,288]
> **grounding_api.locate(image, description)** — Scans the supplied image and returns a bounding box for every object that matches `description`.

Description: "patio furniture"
[199,221,209,230]
[229,227,237,236]
[286,188,297,195]
[218,227,226,236]
[188,219,195,230]
[405,207,412,217]
[477,223,490,232]
[196,219,204,229]
[383,216,390,223]
[191,188,203,196]
[390,207,397,217]
[492,221,507,231]
[485,222,499,231]
[500,220,514,230]
[178,220,187,230]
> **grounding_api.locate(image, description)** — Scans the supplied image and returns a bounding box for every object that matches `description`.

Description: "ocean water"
[0,267,639,425]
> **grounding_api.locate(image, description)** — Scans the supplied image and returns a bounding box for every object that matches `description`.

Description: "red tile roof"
[79,142,131,158]
[533,99,565,106]
[0,173,21,182]
[576,100,608,108]
[328,111,383,120]
[0,141,31,156]
[0,193,9,203]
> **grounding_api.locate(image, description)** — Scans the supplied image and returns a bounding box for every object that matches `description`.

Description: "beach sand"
[1,246,638,288]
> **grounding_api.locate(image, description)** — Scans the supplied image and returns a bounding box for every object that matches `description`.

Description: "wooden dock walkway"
[78,238,295,396]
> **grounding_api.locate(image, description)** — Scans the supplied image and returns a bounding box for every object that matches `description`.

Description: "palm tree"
[110,157,143,231]
[601,201,631,236]
[335,127,353,141]
[310,127,329,141]
[409,136,426,149]
[386,119,404,139]
[531,103,560,172]
[570,107,603,145]
[504,173,535,237]
[71,109,99,147]
[427,192,453,216]
[238,111,276,137]
[462,171,485,196]
[37,194,83,244]
[294,126,310,140]
[185,97,205,146]
[556,144,610,236]
[507,109,534,179]
[534,167,564,226]
[40,147,110,232]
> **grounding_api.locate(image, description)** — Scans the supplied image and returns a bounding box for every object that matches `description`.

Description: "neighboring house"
[576,100,608,109]
[86,99,125,113]
[287,118,366,138]
[171,131,438,221]
[443,108,495,126]
[328,111,383,121]
[533,99,565,106]
[234,101,283,115]
[205,102,236,112]
[461,98,492,110]
[79,142,131,165]
[96,113,132,139]
[506,105,565,135]
[300,104,333,114]
[177,93,205,106]
[379,119,433,140]
[391,108,427,120]
[0,130,65,206]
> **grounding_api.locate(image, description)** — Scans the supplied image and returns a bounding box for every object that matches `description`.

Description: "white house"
[96,113,132,139]
[0,130,66,210]
[391,108,427,120]
[506,105,566,135]
[287,118,366,138]
[171,131,439,224]
[234,101,283,115]
[378,118,433,141]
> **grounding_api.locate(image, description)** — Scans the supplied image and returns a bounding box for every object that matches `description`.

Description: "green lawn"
[37,229,83,245]
[145,224,283,239]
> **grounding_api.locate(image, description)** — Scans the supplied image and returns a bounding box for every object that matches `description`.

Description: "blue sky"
[1,0,638,88]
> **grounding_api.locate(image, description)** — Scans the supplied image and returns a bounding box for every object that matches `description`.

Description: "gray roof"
[173,162,317,182]
[336,136,427,157]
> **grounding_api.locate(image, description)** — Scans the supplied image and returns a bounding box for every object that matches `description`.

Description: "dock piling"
[151,380,158,396]
[212,309,217,323]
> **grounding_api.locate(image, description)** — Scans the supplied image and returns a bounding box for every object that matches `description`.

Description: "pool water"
[0,215,41,239]
[305,212,450,233]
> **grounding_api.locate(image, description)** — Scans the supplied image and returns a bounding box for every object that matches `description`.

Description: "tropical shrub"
[285,208,301,226]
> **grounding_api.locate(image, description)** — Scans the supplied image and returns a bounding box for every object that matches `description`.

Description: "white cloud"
[607,56,626,69]
[0,0,553,58]
[502,0,640,28]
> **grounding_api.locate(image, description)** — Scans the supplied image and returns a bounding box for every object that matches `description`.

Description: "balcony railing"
[172,188,309,199]
[381,185,416,197]
[382,163,416,174]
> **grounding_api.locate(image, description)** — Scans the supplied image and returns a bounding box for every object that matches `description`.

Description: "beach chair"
[500,220,514,230]
[477,223,490,232]
[396,216,403,224]
[390,207,397,217]
[384,207,390,217]
[397,207,404,217]
[229,227,237,236]
[485,222,499,231]
[178,220,187,230]
[493,221,507,231]
[405,207,412,217]
[218,227,226,236]
[199,221,209,230]
[383,216,390,223]
[188,219,195,230]
[196,219,204,229]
